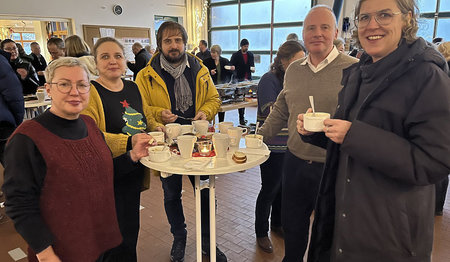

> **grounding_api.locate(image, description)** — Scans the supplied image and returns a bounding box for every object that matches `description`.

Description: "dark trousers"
[436,175,449,212]
[161,174,211,240]
[0,125,15,166]
[255,152,284,237]
[218,112,225,122]
[282,150,323,262]
[238,108,245,121]
[110,168,144,262]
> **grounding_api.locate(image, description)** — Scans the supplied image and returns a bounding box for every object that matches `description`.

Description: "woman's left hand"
[323,119,352,144]
[193,111,207,120]
[129,133,154,161]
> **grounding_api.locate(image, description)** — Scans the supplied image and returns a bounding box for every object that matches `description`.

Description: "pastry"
[232,151,247,164]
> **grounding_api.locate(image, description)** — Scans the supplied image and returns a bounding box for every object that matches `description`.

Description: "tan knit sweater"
[259,53,358,162]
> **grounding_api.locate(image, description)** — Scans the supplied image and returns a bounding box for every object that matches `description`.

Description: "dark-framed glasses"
[354,11,402,28]
[49,81,90,94]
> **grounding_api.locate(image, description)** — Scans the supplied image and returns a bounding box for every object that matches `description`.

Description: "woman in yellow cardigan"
[82,37,160,261]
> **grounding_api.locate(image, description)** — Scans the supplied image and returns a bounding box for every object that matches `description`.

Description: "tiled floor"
[1,106,450,262]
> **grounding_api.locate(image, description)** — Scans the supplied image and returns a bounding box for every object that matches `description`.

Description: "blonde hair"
[352,0,419,48]
[44,57,90,83]
[65,35,91,57]
[438,42,450,61]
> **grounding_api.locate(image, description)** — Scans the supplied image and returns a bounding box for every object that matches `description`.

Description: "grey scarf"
[160,54,193,113]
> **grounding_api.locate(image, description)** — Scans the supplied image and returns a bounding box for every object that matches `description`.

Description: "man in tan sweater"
[258,5,358,262]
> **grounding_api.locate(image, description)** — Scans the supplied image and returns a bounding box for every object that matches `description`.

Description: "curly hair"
[438,42,450,61]
[352,0,419,48]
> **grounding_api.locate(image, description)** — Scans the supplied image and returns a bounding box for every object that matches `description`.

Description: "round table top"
[140,144,270,176]
[25,99,51,108]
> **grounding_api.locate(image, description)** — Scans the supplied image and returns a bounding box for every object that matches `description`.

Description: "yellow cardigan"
[82,81,160,157]
[135,52,221,123]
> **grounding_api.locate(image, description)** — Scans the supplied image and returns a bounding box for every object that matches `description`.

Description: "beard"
[163,49,185,64]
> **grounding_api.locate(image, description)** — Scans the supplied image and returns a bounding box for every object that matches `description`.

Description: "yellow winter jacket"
[82,80,160,157]
[135,52,221,123]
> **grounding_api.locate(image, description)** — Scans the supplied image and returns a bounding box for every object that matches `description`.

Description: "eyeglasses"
[49,81,90,94]
[3,46,18,52]
[354,11,402,28]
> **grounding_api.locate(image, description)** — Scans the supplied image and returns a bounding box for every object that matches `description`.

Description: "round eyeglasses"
[354,11,402,28]
[49,81,90,94]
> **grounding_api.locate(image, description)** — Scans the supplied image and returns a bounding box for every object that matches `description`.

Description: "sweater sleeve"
[2,134,54,254]
[0,57,24,125]
[258,87,290,142]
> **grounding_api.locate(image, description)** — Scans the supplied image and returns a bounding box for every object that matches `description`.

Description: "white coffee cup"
[180,124,194,135]
[148,131,165,143]
[303,112,331,132]
[227,127,247,147]
[36,91,45,102]
[177,135,197,159]
[216,121,233,134]
[212,133,230,158]
[148,146,171,162]
[224,65,232,70]
[250,66,256,72]
[165,123,181,142]
[245,134,263,148]
[193,120,209,136]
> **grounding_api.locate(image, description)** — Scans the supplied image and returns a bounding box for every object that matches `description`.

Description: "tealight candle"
[198,141,212,156]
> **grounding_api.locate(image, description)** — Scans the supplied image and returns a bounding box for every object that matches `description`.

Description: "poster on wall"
[154,15,183,38]
[120,37,150,62]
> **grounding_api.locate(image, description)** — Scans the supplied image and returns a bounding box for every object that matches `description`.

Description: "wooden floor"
[1,106,450,261]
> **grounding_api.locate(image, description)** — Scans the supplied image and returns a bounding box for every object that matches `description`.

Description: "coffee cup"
[224,65,232,70]
[303,112,331,132]
[193,120,209,136]
[250,66,256,72]
[148,146,171,162]
[148,131,165,143]
[227,127,247,147]
[212,133,229,158]
[181,124,194,135]
[216,121,233,134]
[245,134,263,148]
[165,123,181,142]
[36,91,45,102]
[177,135,197,159]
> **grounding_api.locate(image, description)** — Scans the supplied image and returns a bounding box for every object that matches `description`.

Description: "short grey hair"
[44,57,90,83]
[306,5,338,28]
[210,45,222,55]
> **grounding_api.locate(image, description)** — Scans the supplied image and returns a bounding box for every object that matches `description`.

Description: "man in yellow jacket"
[135,21,225,262]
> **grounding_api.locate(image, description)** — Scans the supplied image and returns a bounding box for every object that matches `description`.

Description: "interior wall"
[0,0,187,48]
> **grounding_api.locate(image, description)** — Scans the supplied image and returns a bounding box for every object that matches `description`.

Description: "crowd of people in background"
[0,0,449,261]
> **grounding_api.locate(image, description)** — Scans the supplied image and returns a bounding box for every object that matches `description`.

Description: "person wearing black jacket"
[230,39,255,125]
[127,42,151,80]
[30,42,47,85]
[1,39,39,95]
[203,44,233,122]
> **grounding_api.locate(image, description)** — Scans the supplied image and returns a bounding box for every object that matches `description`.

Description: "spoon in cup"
[309,96,316,116]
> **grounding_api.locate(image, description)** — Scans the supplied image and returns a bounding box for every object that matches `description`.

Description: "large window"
[209,0,312,77]
[11,32,36,54]
[416,0,450,41]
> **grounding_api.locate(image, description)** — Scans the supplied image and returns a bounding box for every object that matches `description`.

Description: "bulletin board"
[83,24,151,61]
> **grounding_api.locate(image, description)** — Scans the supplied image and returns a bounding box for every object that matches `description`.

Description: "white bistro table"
[24,99,51,119]
[140,144,269,262]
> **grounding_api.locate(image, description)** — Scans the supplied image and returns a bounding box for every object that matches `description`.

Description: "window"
[11,32,36,54]
[209,0,311,77]
[416,0,450,41]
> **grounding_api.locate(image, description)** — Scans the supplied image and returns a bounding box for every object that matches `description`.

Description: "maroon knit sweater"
[15,115,122,262]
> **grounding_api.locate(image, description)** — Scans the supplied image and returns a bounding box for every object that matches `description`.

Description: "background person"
[47,37,65,61]
[135,21,225,262]
[1,39,39,95]
[202,44,233,122]
[255,40,306,254]
[65,35,98,78]
[82,37,161,261]
[2,57,152,262]
[191,39,211,61]
[298,0,450,261]
[230,38,255,125]
[333,37,346,53]
[127,42,152,80]
[30,42,47,85]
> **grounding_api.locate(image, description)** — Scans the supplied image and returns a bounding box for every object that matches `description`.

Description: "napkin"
[184,158,211,171]
[240,148,271,156]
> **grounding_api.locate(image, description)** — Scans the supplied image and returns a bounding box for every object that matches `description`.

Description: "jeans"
[161,174,211,240]
[255,152,284,237]
[282,150,323,262]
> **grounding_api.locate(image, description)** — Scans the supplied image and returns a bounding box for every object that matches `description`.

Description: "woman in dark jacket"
[297,0,450,261]
[1,39,39,95]
[203,45,234,122]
